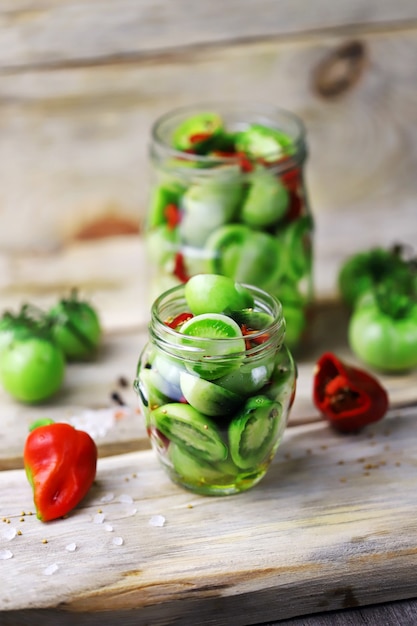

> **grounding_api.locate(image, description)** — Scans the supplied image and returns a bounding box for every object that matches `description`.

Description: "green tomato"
[171,112,224,152]
[348,297,417,372]
[338,247,412,308]
[235,123,295,162]
[49,292,101,361]
[0,336,65,403]
[240,168,289,228]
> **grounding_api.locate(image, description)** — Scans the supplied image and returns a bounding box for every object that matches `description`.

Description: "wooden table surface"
[1,237,416,626]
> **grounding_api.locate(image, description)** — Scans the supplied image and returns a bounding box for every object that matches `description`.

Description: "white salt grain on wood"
[65,543,77,552]
[93,513,105,524]
[43,563,59,576]
[149,515,165,527]
[112,536,124,546]
[1,526,17,541]
[118,494,133,504]
[0,549,13,560]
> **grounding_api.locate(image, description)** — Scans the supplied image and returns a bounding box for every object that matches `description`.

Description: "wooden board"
[1,407,416,624]
[1,27,417,253]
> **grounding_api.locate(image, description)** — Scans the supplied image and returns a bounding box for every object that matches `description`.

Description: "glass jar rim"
[149,281,287,361]
[150,100,307,171]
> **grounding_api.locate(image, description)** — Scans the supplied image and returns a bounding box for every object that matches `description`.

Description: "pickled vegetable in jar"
[134,274,296,496]
[146,102,313,349]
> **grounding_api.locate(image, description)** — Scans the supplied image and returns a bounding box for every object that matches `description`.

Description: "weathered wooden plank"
[0,30,416,253]
[0,408,416,623]
[0,1,416,70]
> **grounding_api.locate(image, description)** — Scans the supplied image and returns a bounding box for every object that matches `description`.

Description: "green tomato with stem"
[0,334,65,403]
[49,290,102,361]
[348,288,417,372]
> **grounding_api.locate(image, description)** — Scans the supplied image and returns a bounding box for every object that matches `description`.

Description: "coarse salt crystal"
[149,515,165,527]
[93,513,105,524]
[43,563,59,576]
[65,543,77,552]
[100,493,115,503]
[124,508,137,517]
[112,536,124,546]
[104,524,114,532]
[118,494,133,504]
[1,526,17,541]
[0,549,13,560]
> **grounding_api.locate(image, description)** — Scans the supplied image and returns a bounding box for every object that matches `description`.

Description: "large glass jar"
[134,279,296,496]
[145,102,313,349]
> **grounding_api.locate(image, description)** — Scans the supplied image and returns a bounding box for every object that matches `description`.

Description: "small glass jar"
[134,282,296,496]
[145,102,313,349]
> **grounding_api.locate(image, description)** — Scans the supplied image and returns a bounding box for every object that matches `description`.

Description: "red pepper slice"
[313,352,389,433]
[165,311,194,329]
[236,152,254,172]
[24,419,97,521]
[189,132,213,145]
[241,324,270,350]
[164,203,181,230]
[173,252,189,283]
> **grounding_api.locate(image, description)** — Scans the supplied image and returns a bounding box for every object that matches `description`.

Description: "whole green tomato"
[49,291,102,361]
[338,246,412,308]
[0,335,65,403]
[348,292,417,372]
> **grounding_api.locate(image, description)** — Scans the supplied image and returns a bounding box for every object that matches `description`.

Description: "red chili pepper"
[313,352,389,433]
[241,324,270,349]
[173,252,189,283]
[236,152,254,172]
[189,132,212,144]
[165,311,194,329]
[164,203,181,230]
[23,418,97,521]
[285,192,302,222]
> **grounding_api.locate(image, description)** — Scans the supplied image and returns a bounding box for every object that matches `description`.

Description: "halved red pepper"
[313,352,389,433]
[24,418,97,521]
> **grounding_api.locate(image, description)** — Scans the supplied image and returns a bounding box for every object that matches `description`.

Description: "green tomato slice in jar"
[179,176,242,247]
[240,167,289,228]
[168,443,238,485]
[151,402,228,462]
[179,313,245,380]
[228,395,283,469]
[235,123,295,162]
[205,224,283,290]
[179,371,243,417]
[277,215,313,282]
[171,112,224,152]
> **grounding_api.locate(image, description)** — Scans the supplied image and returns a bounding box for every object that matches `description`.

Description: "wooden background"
[1,2,417,623]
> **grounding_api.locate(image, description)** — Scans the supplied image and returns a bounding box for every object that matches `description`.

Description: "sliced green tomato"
[277,215,313,282]
[228,307,274,330]
[151,402,228,462]
[168,443,238,484]
[146,225,179,265]
[228,396,282,469]
[147,180,185,228]
[179,371,243,417]
[179,313,245,380]
[205,225,283,290]
[134,368,172,421]
[281,304,306,349]
[240,168,289,228]
[179,177,242,247]
[235,124,295,162]
[184,274,254,316]
[216,359,274,397]
[265,345,296,410]
[171,112,224,151]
